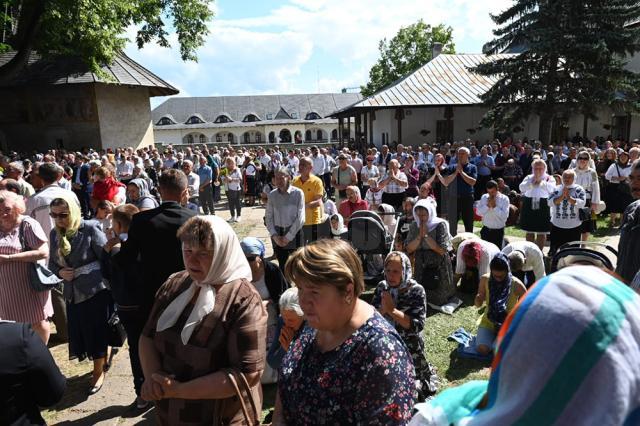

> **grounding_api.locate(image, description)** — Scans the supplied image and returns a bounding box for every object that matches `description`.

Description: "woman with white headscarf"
[138,216,267,425]
[405,199,454,306]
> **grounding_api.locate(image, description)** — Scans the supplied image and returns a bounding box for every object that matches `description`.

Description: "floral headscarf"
[51,193,82,258]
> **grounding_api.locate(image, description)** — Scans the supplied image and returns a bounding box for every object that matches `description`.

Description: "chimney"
[432,42,443,59]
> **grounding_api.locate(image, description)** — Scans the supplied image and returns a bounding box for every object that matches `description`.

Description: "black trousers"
[456,195,475,233]
[322,173,333,196]
[302,220,332,244]
[549,224,582,257]
[199,186,215,215]
[480,226,505,249]
[513,270,537,289]
[118,309,146,396]
[475,175,491,201]
[272,229,304,272]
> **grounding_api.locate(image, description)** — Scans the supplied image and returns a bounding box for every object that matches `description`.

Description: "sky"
[124,0,514,108]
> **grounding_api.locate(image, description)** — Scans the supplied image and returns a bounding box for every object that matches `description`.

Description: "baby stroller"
[550,241,618,273]
[347,210,399,286]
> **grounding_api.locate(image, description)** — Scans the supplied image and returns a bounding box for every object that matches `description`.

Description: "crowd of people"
[0,134,640,425]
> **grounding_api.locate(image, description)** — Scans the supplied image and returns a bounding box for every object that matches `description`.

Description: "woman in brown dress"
[139,215,267,425]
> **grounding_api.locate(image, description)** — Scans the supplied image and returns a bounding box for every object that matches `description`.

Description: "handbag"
[616,164,632,196]
[107,312,127,347]
[421,263,441,291]
[578,207,591,222]
[18,221,63,292]
[213,368,261,425]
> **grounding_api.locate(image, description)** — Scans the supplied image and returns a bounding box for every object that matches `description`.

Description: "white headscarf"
[156,215,252,344]
[413,198,447,232]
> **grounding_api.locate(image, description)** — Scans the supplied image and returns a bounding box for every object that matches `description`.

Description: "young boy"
[100,204,149,409]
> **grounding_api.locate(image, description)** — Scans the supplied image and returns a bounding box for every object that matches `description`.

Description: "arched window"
[157,117,175,125]
[244,132,251,143]
[184,135,194,144]
[279,129,291,143]
[215,134,222,142]
[242,114,261,122]
[228,133,234,143]
[214,115,233,124]
[317,130,323,141]
[269,132,275,143]
[199,134,207,144]
[255,133,262,143]
[305,112,322,120]
[305,130,312,141]
[331,129,338,140]
[186,116,205,124]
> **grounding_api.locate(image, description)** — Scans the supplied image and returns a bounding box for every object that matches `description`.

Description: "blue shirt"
[474,155,494,176]
[447,162,478,196]
[197,165,213,185]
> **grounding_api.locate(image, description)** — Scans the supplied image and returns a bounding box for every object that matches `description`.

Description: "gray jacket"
[49,220,109,304]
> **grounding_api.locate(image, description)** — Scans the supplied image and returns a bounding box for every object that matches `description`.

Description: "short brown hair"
[284,239,364,296]
[159,169,188,194]
[112,204,139,228]
[177,216,214,250]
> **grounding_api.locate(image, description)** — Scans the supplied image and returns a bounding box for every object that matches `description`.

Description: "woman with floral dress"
[274,239,416,425]
[373,251,438,401]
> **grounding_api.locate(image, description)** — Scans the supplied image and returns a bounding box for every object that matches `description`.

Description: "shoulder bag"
[213,368,261,425]
[18,221,63,292]
[616,164,632,196]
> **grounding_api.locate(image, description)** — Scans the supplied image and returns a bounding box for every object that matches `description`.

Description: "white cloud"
[126,0,512,101]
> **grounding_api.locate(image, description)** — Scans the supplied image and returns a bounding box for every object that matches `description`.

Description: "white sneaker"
[235,216,241,223]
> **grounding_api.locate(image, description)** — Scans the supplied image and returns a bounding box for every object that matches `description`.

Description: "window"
[216,134,222,142]
[305,130,312,141]
[305,112,322,120]
[316,130,323,141]
[255,133,262,143]
[291,112,299,119]
[156,117,175,126]
[268,132,275,143]
[244,133,251,143]
[331,129,338,140]
[266,113,274,120]
[227,133,234,143]
[436,120,454,143]
[214,115,233,123]
[243,114,261,122]
[199,134,207,144]
[184,135,194,144]
[186,116,205,124]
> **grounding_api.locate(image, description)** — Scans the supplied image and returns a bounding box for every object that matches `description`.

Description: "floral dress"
[278,311,416,425]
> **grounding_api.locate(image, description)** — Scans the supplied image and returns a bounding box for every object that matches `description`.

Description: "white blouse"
[573,168,600,202]
[605,163,631,184]
[519,174,556,198]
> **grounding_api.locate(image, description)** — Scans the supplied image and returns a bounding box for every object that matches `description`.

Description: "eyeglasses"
[246,255,258,262]
[578,157,589,161]
[49,212,70,219]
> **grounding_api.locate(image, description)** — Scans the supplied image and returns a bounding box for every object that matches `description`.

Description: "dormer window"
[243,114,261,122]
[305,112,322,120]
[156,117,175,125]
[214,115,233,123]
[291,112,299,119]
[266,113,274,120]
[185,116,205,124]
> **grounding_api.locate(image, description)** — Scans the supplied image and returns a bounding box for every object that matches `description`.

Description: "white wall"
[95,84,155,150]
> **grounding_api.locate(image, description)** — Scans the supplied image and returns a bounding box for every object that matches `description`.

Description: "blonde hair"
[285,239,364,296]
[0,189,26,215]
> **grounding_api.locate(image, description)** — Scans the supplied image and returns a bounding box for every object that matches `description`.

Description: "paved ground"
[47,200,621,425]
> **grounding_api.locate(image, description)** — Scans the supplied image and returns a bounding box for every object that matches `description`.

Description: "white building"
[333,49,640,148]
[151,93,362,146]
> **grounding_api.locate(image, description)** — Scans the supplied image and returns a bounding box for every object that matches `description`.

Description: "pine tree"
[472,0,640,143]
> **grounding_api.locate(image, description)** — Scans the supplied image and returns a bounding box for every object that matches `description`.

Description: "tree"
[472,0,640,143]
[361,20,455,97]
[0,0,214,82]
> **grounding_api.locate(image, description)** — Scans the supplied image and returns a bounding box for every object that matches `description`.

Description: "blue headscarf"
[240,237,266,258]
[487,253,512,328]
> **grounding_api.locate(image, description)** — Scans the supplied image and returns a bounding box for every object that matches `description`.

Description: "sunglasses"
[246,255,258,262]
[578,157,589,160]
[49,212,70,219]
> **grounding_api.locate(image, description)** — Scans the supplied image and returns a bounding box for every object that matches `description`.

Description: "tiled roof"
[152,93,362,125]
[0,51,178,97]
[334,54,516,112]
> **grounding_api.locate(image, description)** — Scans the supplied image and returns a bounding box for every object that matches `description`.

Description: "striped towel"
[410,266,640,425]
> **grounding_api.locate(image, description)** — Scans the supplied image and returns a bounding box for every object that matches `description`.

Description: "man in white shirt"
[502,241,546,288]
[181,160,200,206]
[116,156,134,181]
[454,238,501,294]
[475,180,510,248]
[310,146,326,178]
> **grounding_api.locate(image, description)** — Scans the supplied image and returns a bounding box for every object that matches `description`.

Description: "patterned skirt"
[520,196,551,234]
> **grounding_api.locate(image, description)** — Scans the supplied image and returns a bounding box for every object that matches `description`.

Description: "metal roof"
[0,51,178,97]
[152,93,361,125]
[336,54,516,112]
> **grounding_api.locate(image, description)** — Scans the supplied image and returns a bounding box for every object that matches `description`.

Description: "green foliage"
[361,20,455,97]
[472,0,640,138]
[0,0,214,78]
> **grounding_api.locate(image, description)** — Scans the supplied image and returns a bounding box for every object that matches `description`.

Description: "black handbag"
[18,221,63,292]
[107,312,127,347]
[421,264,440,291]
[578,207,591,222]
